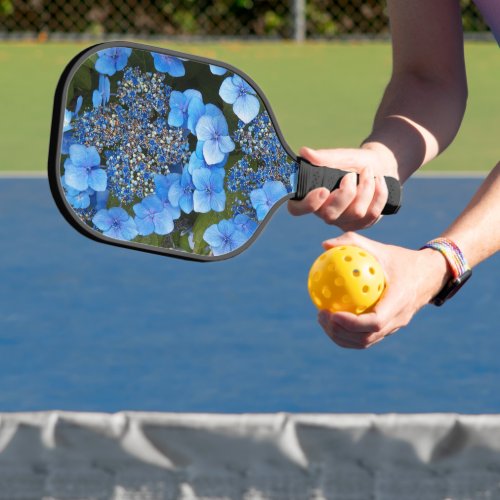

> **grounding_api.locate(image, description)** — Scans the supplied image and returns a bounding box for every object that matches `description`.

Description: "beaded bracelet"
[421,238,470,278]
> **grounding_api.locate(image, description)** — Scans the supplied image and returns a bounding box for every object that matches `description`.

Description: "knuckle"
[350,205,367,219]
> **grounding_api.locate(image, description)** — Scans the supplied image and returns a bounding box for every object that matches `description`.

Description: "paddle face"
[49,41,298,261]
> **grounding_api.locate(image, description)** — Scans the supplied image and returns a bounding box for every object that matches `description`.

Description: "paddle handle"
[292,157,402,215]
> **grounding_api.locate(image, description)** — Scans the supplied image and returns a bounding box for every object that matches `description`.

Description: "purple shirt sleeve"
[473,0,500,45]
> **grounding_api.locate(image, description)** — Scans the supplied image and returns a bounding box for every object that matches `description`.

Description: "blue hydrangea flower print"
[93,207,138,241]
[195,114,235,165]
[62,96,82,153]
[64,144,107,192]
[209,65,227,76]
[203,220,247,256]
[61,46,299,257]
[250,180,287,221]
[168,91,188,127]
[168,90,201,128]
[168,168,195,214]
[61,176,92,209]
[187,96,205,134]
[233,214,257,238]
[92,75,111,108]
[219,74,260,124]
[95,48,132,76]
[193,168,226,213]
[133,195,175,236]
[151,53,185,77]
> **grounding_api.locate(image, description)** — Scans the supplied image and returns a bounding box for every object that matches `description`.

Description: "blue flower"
[92,75,111,108]
[210,65,227,76]
[93,189,109,211]
[133,195,175,236]
[203,220,247,256]
[154,174,181,220]
[168,91,188,127]
[168,89,201,128]
[151,53,185,77]
[193,168,226,213]
[250,180,287,221]
[168,168,195,214]
[95,48,132,76]
[219,74,260,124]
[187,96,205,134]
[63,110,74,133]
[62,96,82,153]
[61,175,93,209]
[187,151,206,174]
[195,114,235,165]
[233,213,257,238]
[290,171,298,191]
[93,207,138,241]
[64,144,107,192]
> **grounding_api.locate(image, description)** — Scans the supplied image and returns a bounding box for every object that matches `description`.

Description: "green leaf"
[191,192,238,253]
[178,232,192,252]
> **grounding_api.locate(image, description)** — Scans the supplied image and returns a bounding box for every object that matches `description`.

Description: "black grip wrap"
[292,157,402,215]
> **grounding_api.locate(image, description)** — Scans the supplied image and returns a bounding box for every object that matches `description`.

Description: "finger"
[315,172,357,224]
[319,311,371,349]
[362,174,389,224]
[329,311,385,335]
[299,146,367,171]
[342,164,376,221]
[322,230,370,250]
[288,187,330,216]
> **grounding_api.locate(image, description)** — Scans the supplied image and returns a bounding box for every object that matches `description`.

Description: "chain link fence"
[0,0,491,39]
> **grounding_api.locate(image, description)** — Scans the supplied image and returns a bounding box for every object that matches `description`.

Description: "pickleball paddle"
[48,41,402,261]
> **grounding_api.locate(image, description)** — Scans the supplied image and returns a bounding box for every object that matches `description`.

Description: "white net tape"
[0,412,500,499]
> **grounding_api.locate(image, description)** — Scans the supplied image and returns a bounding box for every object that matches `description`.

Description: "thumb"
[322,231,368,250]
[299,147,365,170]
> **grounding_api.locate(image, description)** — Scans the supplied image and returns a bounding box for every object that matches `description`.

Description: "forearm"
[360,0,467,183]
[362,72,467,183]
[441,162,500,267]
[418,163,500,302]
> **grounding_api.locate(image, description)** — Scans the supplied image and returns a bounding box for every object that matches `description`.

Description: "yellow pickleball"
[308,245,385,314]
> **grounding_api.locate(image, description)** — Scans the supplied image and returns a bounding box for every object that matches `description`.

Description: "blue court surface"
[0,176,498,413]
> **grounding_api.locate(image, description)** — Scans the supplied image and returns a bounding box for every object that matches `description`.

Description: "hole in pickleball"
[327,264,335,272]
[322,286,332,299]
[313,294,322,307]
[356,306,366,314]
[313,271,321,282]
[334,277,344,286]
[362,285,369,293]
[378,284,382,291]
[342,295,351,304]
[369,267,375,275]
[344,256,352,262]
[352,269,360,277]
[359,252,366,257]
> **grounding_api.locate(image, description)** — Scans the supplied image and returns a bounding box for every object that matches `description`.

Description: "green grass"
[0,41,497,172]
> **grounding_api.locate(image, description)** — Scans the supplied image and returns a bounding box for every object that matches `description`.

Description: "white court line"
[0,170,489,179]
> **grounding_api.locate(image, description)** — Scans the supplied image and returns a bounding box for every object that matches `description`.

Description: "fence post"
[293,0,306,41]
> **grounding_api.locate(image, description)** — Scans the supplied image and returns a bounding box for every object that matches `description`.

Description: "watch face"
[432,269,472,306]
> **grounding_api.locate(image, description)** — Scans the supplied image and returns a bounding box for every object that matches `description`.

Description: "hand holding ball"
[308,245,385,314]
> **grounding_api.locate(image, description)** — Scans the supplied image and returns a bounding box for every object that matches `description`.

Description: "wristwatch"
[421,238,472,306]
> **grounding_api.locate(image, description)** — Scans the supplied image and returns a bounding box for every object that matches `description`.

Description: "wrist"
[360,141,399,178]
[417,248,453,303]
